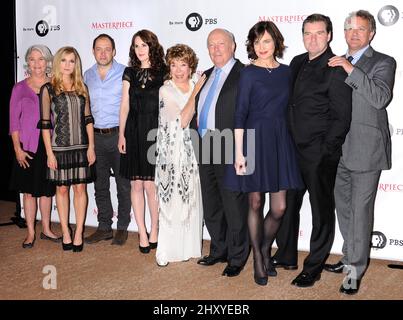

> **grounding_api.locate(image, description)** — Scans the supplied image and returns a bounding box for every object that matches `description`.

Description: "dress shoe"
[149,241,158,249]
[291,271,321,287]
[197,255,227,266]
[111,230,128,245]
[271,258,298,270]
[254,274,268,286]
[222,265,243,277]
[62,242,73,251]
[340,278,361,295]
[324,261,345,274]
[156,260,169,267]
[22,236,36,249]
[40,232,62,243]
[73,242,84,252]
[84,229,113,244]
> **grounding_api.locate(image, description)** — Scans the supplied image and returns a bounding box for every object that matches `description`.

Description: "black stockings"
[248,191,286,277]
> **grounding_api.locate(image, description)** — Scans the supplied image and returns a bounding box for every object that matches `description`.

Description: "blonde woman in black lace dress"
[39,47,96,252]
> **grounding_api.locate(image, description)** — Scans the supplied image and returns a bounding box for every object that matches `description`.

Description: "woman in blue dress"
[225,21,303,286]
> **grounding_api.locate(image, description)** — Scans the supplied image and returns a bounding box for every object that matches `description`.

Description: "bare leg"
[144,180,159,243]
[262,190,287,272]
[56,186,71,244]
[131,180,149,247]
[39,196,58,238]
[23,193,37,244]
[72,183,87,245]
[248,192,266,279]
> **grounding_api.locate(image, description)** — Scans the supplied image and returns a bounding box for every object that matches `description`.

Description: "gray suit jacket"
[341,46,396,171]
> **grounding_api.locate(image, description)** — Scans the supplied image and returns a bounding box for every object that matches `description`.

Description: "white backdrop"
[16,0,403,261]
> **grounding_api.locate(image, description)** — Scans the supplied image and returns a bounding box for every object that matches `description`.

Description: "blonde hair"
[51,46,88,98]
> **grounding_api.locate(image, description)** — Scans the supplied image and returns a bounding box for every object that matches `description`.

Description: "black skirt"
[9,137,56,197]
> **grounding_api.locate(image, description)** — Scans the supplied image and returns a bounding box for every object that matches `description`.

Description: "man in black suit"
[273,14,352,287]
[191,28,249,277]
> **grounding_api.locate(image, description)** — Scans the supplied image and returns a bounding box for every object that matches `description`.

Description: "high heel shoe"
[73,243,84,252]
[62,242,73,251]
[72,230,84,252]
[22,235,36,249]
[138,232,150,254]
[148,231,158,249]
[253,260,268,286]
[62,229,74,251]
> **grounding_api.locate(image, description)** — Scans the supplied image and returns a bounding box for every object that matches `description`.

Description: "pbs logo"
[186,13,203,31]
[378,5,400,26]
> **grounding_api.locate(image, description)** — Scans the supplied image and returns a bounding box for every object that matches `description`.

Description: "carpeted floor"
[1,200,402,300]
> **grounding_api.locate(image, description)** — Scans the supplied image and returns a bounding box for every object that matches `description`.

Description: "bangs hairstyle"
[129,29,165,76]
[246,21,285,60]
[24,44,53,76]
[166,44,198,78]
[51,46,87,99]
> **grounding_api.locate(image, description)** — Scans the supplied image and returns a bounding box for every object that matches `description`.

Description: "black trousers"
[198,131,249,267]
[94,132,131,231]
[274,151,339,275]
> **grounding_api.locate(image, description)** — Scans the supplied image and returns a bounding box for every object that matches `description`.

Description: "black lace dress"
[38,83,95,186]
[119,66,165,181]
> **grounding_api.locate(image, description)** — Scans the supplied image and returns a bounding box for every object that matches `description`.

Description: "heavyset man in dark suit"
[191,28,249,277]
[272,14,352,287]
[325,10,396,295]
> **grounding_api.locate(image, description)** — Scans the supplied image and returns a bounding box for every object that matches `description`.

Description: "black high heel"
[253,260,268,286]
[148,231,158,249]
[73,243,84,252]
[62,241,73,251]
[62,228,74,251]
[138,232,150,254]
[72,230,84,252]
[22,235,36,249]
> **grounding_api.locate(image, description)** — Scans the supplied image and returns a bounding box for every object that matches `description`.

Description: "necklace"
[264,62,278,73]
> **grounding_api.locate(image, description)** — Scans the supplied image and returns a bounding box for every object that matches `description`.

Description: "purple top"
[9,79,41,153]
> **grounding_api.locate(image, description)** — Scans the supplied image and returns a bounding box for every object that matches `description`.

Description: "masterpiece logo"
[91,21,134,30]
[259,15,308,23]
[378,183,403,192]
[378,5,400,26]
[23,5,61,37]
[169,12,217,31]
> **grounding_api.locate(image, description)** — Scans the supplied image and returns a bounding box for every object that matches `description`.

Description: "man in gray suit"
[325,10,396,295]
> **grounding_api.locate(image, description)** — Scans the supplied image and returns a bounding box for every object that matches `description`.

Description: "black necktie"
[347,56,353,63]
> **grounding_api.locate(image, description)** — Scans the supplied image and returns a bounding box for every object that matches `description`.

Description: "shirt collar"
[347,45,369,65]
[215,57,236,75]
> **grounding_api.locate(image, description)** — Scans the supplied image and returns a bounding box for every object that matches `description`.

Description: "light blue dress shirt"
[197,57,236,130]
[347,45,369,65]
[84,59,125,129]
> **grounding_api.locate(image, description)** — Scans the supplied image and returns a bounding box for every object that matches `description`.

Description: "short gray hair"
[24,44,53,76]
[344,10,376,33]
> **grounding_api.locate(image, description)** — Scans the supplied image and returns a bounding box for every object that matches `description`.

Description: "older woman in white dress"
[155,44,206,266]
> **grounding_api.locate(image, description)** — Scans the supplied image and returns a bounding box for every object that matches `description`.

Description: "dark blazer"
[288,47,352,161]
[190,59,244,163]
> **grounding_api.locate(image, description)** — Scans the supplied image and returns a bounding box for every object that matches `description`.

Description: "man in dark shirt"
[273,14,352,287]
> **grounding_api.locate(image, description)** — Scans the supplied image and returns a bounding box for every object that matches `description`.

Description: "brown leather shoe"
[84,229,113,244]
[111,230,128,245]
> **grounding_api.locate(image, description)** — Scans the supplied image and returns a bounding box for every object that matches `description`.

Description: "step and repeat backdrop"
[15,0,402,261]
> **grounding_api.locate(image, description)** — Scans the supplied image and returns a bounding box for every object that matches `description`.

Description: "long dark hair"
[129,29,165,77]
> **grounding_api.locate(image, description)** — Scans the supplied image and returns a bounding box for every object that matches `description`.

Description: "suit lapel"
[354,46,373,71]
